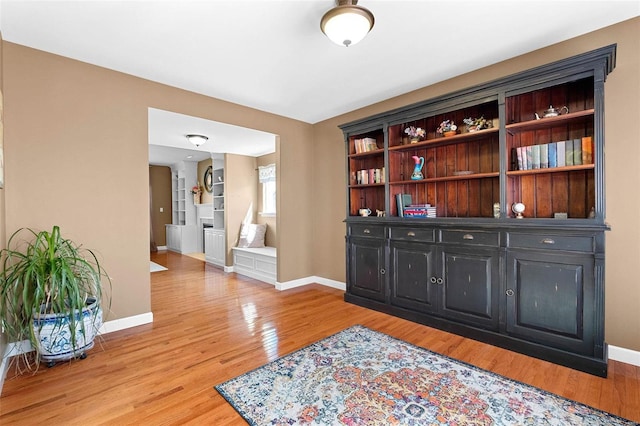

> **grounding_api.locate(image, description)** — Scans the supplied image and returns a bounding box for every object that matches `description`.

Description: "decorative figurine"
[512,202,525,219]
[411,156,425,180]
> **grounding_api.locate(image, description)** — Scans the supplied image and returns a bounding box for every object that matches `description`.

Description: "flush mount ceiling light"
[321,0,374,47]
[186,134,208,147]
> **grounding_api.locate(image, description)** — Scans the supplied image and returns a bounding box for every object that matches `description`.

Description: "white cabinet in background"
[166,224,198,254]
[205,228,226,267]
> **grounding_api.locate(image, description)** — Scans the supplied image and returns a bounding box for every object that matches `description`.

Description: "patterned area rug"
[215,325,636,425]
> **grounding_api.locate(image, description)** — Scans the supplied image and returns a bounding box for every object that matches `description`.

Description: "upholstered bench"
[232,246,277,285]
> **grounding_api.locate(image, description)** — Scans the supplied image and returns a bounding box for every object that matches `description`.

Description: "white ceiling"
[1,1,638,160]
[147,108,276,166]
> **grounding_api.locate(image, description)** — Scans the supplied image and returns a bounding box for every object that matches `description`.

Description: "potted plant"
[463,116,492,132]
[0,226,110,370]
[436,120,458,137]
[404,126,426,143]
[191,183,202,204]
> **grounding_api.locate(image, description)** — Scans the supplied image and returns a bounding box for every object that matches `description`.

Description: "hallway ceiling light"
[320,0,374,47]
[186,134,208,147]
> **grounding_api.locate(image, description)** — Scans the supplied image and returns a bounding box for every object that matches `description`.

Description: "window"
[259,164,276,216]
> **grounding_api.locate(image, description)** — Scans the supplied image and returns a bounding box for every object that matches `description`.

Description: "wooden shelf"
[390,172,500,184]
[348,148,384,158]
[348,182,385,189]
[389,127,499,152]
[507,164,594,176]
[506,109,594,134]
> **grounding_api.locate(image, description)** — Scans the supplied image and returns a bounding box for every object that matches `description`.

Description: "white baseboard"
[98,312,154,335]
[609,345,640,367]
[275,275,346,291]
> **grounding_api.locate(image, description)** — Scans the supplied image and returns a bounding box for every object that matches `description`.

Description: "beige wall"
[3,42,314,322]
[225,154,257,264]
[312,17,640,351]
[0,31,6,373]
[149,166,171,247]
[257,152,277,247]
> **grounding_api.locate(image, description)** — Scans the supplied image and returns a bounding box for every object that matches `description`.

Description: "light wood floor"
[1,251,638,424]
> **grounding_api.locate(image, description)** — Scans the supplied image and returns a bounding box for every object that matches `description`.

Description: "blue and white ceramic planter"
[31,297,102,363]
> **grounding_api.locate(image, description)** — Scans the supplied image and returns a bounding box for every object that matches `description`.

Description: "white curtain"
[258,163,276,183]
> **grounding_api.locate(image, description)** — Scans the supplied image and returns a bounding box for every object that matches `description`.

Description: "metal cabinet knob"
[407,231,416,237]
[380,269,385,275]
[463,234,474,240]
[363,228,371,234]
[506,289,515,297]
[436,278,444,285]
[430,277,437,284]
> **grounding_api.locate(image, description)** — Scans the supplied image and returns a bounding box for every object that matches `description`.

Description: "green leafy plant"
[0,226,111,372]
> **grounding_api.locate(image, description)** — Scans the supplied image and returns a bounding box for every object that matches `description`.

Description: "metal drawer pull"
[430,277,437,284]
[363,229,371,234]
[506,289,515,297]
[541,238,555,244]
[407,231,416,237]
[463,234,474,240]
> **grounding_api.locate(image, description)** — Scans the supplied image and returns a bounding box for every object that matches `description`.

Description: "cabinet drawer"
[440,230,500,246]
[389,227,434,242]
[349,224,386,238]
[508,233,594,252]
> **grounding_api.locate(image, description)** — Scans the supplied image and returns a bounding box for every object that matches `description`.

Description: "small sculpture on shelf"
[463,116,492,132]
[404,126,426,143]
[436,120,457,137]
[411,156,425,180]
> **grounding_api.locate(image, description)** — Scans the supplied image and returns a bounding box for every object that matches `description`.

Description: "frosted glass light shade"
[321,3,374,47]
[186,134,208,147]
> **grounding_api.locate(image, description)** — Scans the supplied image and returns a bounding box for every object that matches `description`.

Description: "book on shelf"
[573,139,583,165]
[531,145,541,169]
[404,204,437,218]
[540,144,549,168]
[548,142,557,168]
[354,137,378,154]
[557,140,566,166]
[396,194,412,218]
[582,136,593,164]
[510,148,518,171]
[525,146,533,170]
[565,140,574,166]
[516,147,524,170]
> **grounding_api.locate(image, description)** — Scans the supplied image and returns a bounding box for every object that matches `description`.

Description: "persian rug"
[215,325,636,426]
[150,261,167,272]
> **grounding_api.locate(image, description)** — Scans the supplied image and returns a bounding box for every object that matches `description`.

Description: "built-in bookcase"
[505,77,595,219]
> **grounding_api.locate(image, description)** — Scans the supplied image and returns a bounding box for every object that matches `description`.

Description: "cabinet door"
[166,226,181,252]
[506,250,594,355]
[389,240,437,313]
[348,237,386,302]
[213,230,226,264]
[439,246,500,330]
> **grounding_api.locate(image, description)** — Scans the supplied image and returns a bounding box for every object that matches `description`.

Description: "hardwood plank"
[1,251,638,424]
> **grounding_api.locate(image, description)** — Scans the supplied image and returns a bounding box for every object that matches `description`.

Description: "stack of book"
[353,137,379,154]
[514,136,592,170]
[354,168,385,185]
[404,204,437,218]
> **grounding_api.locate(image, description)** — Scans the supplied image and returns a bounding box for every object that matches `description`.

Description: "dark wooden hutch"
[340,45,616,377]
